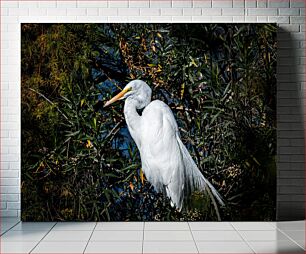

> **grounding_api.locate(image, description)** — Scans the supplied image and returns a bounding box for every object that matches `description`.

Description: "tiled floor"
[0,218,304,253]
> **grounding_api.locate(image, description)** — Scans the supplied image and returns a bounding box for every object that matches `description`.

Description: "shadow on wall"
[277,27,305,221]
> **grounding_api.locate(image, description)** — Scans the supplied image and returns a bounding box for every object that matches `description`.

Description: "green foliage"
[21,24,276,221]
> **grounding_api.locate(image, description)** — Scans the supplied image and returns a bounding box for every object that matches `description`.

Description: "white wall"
[1,0,305,219]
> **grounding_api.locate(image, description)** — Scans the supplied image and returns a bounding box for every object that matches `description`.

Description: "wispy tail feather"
[177,136,225,207]
[202,176,225,206]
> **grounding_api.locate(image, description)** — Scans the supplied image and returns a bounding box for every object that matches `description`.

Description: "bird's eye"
[127,87,132,92]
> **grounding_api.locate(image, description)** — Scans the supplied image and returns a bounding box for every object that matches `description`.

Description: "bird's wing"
[140,100,224,210]
[140,100,186,208]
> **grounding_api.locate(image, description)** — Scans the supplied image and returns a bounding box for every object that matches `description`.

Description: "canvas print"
[21,24,277,221]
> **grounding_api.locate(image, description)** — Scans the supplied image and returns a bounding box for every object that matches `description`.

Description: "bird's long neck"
[124,98,142,149]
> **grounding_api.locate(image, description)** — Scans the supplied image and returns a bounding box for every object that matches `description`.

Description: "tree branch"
[29,88,70,122]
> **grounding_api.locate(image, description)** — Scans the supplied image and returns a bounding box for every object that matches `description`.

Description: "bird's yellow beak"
[104,88,129,107]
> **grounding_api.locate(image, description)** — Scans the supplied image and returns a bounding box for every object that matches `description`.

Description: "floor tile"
[95,222,143,231]
[196,241,254,253]
[268,222,278,229]
[32,241,87,253]
[90,230,143,241]
[282,230,305,241]
[145,222,189,230]
[1,225,16,235]
[0,220,304,254]
[193,230,243,241]
[248,240,304,253]
[42,230,92,242]
[276,221,305,231]
[189,221,234,231]
[297,241,305,249]
[1,221,21,228]
[295,240,305,250]
[11,222,55,231]
[52,222,96,231]
[239,230,291,241]
[0,230,47,242]
[144,230,193,241]
[282,230,305,249]
[85,241,142,253]
[0,221,21,234]
[0,229,7,235]
[231,221,276,230]
[143,241,198,253]
[0,241,37,253]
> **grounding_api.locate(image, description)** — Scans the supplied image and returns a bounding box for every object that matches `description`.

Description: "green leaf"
[65,130,80,137]
[80,99,85,107]
[93,118,97,128]
[104,173,119,178]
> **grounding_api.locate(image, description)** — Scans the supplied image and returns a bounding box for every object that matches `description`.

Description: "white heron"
[104,80,224,211]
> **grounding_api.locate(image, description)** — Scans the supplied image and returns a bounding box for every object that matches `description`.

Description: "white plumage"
[104,80,224,211]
